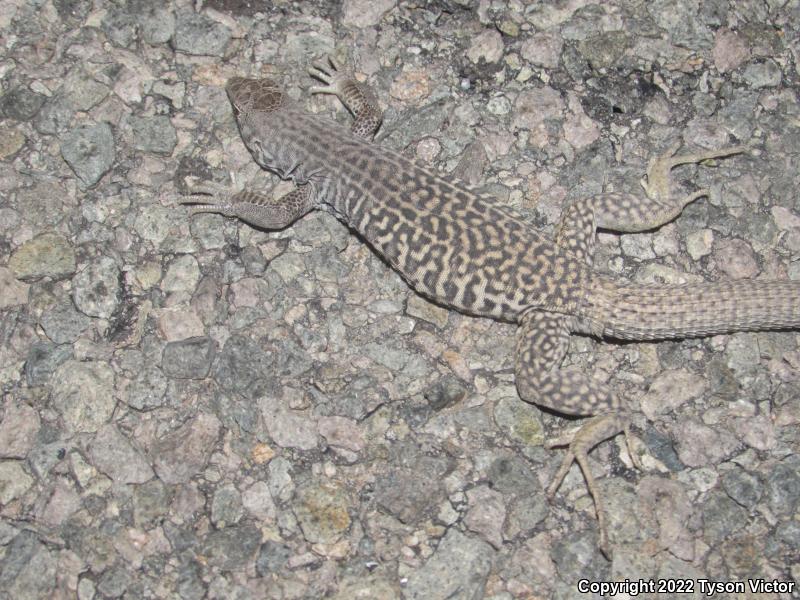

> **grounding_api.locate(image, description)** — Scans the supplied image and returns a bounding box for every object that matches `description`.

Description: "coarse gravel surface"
[1,0,800,598]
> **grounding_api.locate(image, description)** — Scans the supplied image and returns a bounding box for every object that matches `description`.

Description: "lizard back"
[238,104,589,321]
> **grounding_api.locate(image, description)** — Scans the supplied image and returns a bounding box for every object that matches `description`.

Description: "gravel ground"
[2,0,800,598]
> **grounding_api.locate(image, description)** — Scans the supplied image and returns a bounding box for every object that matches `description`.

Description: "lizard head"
[226,77,283,117]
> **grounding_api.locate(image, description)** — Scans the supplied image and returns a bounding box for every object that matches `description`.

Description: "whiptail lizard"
[181,57,800,558]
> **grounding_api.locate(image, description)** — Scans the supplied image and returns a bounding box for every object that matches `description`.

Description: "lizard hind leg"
[515,310,640,559]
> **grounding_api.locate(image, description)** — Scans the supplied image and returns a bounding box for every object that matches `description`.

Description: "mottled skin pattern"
[182,57,800,558]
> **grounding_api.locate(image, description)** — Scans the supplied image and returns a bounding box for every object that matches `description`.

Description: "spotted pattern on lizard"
[181,56,800,558]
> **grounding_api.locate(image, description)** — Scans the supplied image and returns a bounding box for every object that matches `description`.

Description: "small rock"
[404,529,492,600]
[0,460,34,503]
[685,229,714,260]
[721,467,762,509]
[467,30,504,64]
[512,87,564,132]
[161,336,215,379]
[464,485,506,549]
[40,478,81,527]
[255,540,291,576]
[389,70,430,103]
[713,238,759,279]
[0,402,40,459]
[0,267,29,308]
[129,115,177,155]
[173,11,232,57]
[242,481,277,521]
[161,254,200,293]
[25,341,73,387]
[60,122,115,188]
[51,360,116,433]
[294,481,351,544]
[259,396,318,450]
[71,256,121,319]
[201,523,261,570]
[671,419,740,468]
[640,369,708,420]
[520,33,563,69]
[89,424,154,484]
[0,531,57,599]
[126,365,168,410]
[1,86,46,121]
[318,416,365,452]
[712,29,749,73]
[494,395,545,447]
[151,413,221,484]
[211,484,243,528]
[742,59,782,89]
[40,300,92,344]
[9,233,76,281]
[341,0,395,28]
[407,294,449,328]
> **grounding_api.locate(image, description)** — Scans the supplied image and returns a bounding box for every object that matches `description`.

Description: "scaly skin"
[181,56,800,558]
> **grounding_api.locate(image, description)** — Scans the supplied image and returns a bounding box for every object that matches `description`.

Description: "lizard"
[180,56,800,558]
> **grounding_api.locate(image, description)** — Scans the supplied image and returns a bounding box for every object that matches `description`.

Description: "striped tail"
[583,276,800,341]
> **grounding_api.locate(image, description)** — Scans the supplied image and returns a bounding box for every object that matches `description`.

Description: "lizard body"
[182,57,800,557]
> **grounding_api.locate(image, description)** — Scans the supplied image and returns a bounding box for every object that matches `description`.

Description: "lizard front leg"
[180,181,315,230]
[308,56,383,140]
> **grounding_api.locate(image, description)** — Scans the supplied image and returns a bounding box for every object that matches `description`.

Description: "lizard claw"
[308,55,349,95]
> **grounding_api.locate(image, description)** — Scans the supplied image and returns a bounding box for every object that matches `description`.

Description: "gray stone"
[60,122,115,188]
[9,233,76,281]
[493,395,545,447]
[213,335,277,399]
[34,96,74,135]
[129,115,177,155]
[0,461,34,504]
[24,341,73,387]
[62,69,109,111]
[97,564,131,598]
[374,446,450,524]
[464,485,506,549]
[202,523,261,570]
[1,86,46,121]
[133,479,171,527]
[174,11,232,57]
[702,490,747,544]
[134,0,175,44]
[404,529,492,600]
[151,413,221,484]
[0,531,56,600]
[293,480,351,544]
[742,59,782,88]
[211,484,244,528]
[0,267,28,309]
[40,299,92,344]
[255,541,291,576]
[89,424,154,484]
[672,419,740,468]
[258,395,318,450]
[51,360,116,433]
[721,467,762,509]
[765,456,800,518]
[71,256,121,319]
[0,401,40,458]
[162,337,215,379]
[127,365,168,409]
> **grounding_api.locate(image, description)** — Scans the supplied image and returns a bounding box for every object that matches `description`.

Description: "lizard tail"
[581,275,800,341]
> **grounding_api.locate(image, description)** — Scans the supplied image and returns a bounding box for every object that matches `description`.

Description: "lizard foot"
[308,55,351,96]
[545,412,642,560]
